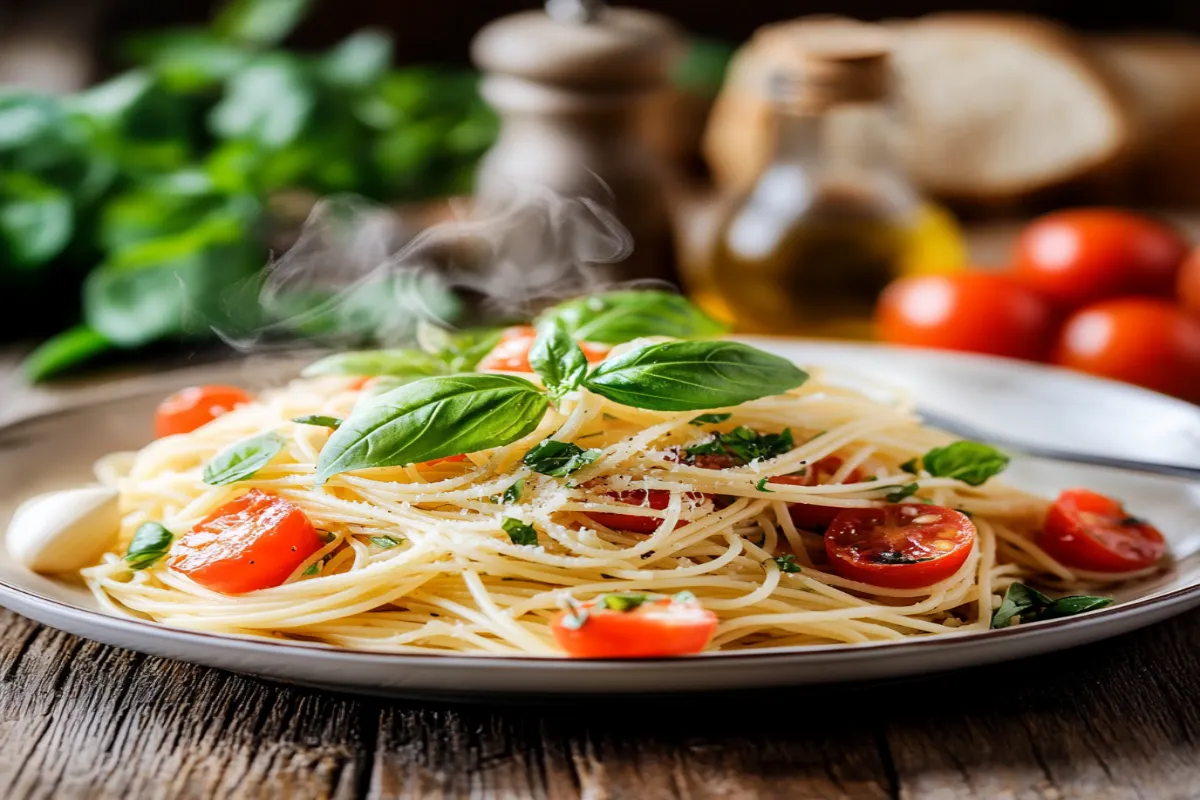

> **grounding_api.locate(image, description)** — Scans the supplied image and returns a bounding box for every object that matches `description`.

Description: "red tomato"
[824,505,976,589]
[585,490,707,534]
[1038,488,1166,572]
[168,490,323,594]
[551,594,718,657]
[1178,246,1200,317]
[770,456,868,531]
[477,325,610,373]
[1012,208,1188,310]
[1053,298,1200,403]
[421,454,469,467]
[875,273,1056,360]
[154,385,254,438]
[345,376,372,391]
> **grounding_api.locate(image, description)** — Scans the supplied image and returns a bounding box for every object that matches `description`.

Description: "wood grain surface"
[1,350,1199,800]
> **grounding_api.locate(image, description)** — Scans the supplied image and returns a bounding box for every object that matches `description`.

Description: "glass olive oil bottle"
[695,30,963,339]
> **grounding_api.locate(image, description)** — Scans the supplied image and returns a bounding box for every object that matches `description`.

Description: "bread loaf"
[703,13,1135,206]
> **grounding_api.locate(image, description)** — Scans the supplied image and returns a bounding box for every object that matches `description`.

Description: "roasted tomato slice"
[770,456,868,531]
[551,593,718,658]
[167,490,323,594]
[824,505,976,589]
[585,490,707,534]
[1038,488,1166,572]
[154,385,254,438]
[477,325,610,373]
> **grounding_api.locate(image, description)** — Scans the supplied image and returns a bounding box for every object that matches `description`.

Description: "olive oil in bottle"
[694,28,963,339]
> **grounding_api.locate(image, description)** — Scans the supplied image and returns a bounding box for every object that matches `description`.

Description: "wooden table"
[2,349,1199,800]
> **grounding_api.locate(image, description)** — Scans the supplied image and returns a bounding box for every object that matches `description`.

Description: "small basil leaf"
[292,415,342,429]
[370,535,401,549]
[1037,595,1113,621]
[899,458,919,475]
[772,554,801,573]
[685,427,793,464]
[690,413,732,425]
[881,482,920,503]
[492,478,524,505]
[502,518,538,546]
[991,582,1053,629]
[317,375,549,483]
[540,290,727,344]
[530,318,588,401]
[125,521,174,570]
[755,477,775,493]
[601,592,649,612]
[302,349,449,379]
[203,431,286,485]
[921,441,1010,487]
[583,341,808,412]
[523,440,601,477]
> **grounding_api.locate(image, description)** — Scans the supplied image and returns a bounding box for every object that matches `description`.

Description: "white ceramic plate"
[1,340,1199,698]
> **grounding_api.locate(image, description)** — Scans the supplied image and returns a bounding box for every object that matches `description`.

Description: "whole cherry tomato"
[875,273,1056,360]
[1178,246,1200,317]
[477,325,610,373]
[1053,298,1200,403]
[154,385,254,438]
[1038,489,1166,572]
[1012,209,1188,310]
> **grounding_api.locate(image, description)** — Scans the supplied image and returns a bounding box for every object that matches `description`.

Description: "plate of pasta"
[2,290,1199,698]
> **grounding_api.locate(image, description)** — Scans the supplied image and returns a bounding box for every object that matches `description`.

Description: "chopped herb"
[690,412,732,426]
[881,482,920,502]
[921,441,1009,486]
[684,426,794,465]
[601,592,649,612]
[870,550,931,565]
[370,535,401,549]
[991,582,1113,629]
[491,478,525,504]
[755,477,775,493]
[560,597,588,630]
[292,415,343,429]
[900,458,919,475]
[319,530,337,543]
[124,522,173,570]
[862,474,878,482]
[302,562,321,576]
[772,554,802,573]
[523,440,602,477]
[502,517,538,546]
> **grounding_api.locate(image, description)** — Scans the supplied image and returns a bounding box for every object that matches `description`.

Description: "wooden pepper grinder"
[470,0,682,284]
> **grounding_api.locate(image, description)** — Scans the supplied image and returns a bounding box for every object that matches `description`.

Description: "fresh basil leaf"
[215,0,312,47]
[203,431,286,485]
[921,441,1010,487]
[492,478,524,505]
[530,318,587,401]
[125,521,174,570]
[772,554,801,573]
[22,325,111,382]
[209,55,315,148]
[755,477,775,493]
[522,440,601,477]
[370,535,401,549]
[991,582,1053,629]
[0,173,73,269]
[317,375,548,483]
[292,415,342,429]
[540,290,727,344]
[120,29,250,92]
[900,458,919,475]
[1038,595,1113,620]
[502,518,538,546]
[302,349,448,380]
[583,341,808,412]
[601,592,649,612]
[881,482,920,503]
[320,29,392,89]
[690,413,732,426]
[685,426,793,464]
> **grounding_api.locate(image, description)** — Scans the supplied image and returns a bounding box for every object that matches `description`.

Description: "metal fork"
[917,407,1200,482]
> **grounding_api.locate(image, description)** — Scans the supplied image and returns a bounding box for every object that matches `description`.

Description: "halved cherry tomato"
[824,505,976,589]
[1038,488,1166,572]
[168,489,323,594]
[769,456,868,531]
[477,325,611,373]
[1053,298,1200,403]
[875,273,1056,361]
[585,490,707,534]
[154,385,254,438]
[1179,246,1200,317]
[1012,208,1188,310]
[551,594,718,657]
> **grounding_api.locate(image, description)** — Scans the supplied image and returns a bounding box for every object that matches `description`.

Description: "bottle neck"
[768,101,901,178]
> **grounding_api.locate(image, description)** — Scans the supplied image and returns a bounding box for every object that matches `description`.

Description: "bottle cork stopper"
[757,18,893,112]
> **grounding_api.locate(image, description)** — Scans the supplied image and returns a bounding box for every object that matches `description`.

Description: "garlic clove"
[7,486,121,574]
